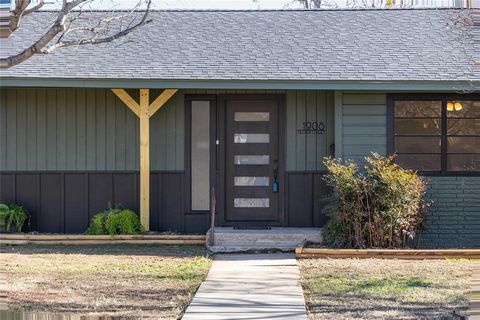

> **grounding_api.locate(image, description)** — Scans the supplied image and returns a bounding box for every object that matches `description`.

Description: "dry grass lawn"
[299,258,473,320]
[0,245,212,319]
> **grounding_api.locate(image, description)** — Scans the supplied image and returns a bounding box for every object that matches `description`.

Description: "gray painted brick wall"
[417,176,480,248]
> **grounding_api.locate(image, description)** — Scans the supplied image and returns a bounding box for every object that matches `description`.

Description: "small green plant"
[0,204,30,232]
[322,153,430,249]
[105,209,143,235]
[0,204,9,231]
[86,211,108,235]
[86,204,144,236]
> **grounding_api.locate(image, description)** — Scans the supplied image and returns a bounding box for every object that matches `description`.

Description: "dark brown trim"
[440,99,447,174]
[387,93,480,176]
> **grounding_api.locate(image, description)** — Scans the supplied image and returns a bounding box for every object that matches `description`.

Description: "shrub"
[0,204,10,230]
[86,211,108,235]
[0,204,30,232]
[105,209,144,235]
[322,153,430,248]
[86,205,144,236]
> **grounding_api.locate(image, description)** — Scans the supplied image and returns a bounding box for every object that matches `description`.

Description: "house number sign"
[297,121,325,134]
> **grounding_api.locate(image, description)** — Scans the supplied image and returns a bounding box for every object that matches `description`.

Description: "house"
[0,8,478,248]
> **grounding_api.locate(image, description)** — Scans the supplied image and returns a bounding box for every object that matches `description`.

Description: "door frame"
[216,94,286,227]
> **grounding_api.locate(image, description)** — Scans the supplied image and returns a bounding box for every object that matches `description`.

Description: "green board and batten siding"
[0,88,184,172]
[1,88,333,172]
[285,90,335,171]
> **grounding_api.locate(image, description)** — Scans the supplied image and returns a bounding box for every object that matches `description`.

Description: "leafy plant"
[0,204,30,232]
[0,204,9,228]
[86,211,108,235]
[322,153,430,248]
[86,204,144,236]
[105,209,143,235]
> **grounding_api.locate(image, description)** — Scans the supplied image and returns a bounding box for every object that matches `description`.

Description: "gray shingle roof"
[0,8,477,82]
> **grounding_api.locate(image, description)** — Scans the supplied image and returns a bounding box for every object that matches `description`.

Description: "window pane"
[234,155,269,165]
[191,101,210,210]
[234,177,269,186]
[395,154,441,171]
[447,101,480,118]
[447,137,480,153]
[395,137,441,153]
[447,154,480,171]
[395,119,441,135]
[234,134,270,143]
[394,101,441,117]
[234,112,270,122]
[448,119,480,135]
[234,198,270,208]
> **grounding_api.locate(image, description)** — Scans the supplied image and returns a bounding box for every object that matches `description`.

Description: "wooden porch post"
[139,89,150,230]
[112,88,178,231]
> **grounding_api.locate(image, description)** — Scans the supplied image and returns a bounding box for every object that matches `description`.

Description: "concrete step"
[207,227,322,253]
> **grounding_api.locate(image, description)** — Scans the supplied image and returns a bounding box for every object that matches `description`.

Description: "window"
[390,95,480,174]
[446,101,480,171]
[191,100,210,210]
[393,101,442,171]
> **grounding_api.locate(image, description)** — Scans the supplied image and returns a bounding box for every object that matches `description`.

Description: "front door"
[223,96,282,225]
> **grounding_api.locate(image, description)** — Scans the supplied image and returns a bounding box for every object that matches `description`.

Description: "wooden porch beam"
[148,89,178,117]
[112,89,141,117]
[111,88,177,231]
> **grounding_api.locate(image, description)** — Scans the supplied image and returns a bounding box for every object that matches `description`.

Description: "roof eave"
[1,78,478,91]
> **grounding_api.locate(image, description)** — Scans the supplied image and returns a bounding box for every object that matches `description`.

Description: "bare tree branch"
[0,0,152,69]
[9,0,42,32]
[23,0,45,15]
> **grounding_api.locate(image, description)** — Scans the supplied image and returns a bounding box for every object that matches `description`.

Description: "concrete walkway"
[182,253,308,320]
[470,265,480,320]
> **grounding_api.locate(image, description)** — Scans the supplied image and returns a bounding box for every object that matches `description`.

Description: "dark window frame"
[184,94,217,215]
[387,93,480,176]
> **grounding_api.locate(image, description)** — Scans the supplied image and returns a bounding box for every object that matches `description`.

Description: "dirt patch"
[299,258,473,320]
[0,245,212,319]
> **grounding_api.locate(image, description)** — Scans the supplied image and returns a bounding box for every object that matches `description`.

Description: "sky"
[40,0,479,10]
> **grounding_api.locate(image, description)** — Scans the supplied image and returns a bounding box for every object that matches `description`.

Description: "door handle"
[272,163,279,193]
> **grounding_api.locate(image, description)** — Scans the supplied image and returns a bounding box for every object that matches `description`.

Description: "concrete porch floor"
[207,227,322,253]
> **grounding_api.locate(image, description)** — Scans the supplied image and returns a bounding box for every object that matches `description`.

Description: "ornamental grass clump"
[323,153,430,248]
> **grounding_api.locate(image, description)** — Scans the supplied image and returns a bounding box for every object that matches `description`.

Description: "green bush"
[86,205,144,236]
[105,209,144,235]
[86,211,108,235]
[0,204,10,229]
[322,153,430,249]
[0,203,30,232]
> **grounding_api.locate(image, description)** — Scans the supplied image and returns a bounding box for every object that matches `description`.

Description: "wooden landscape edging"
[0,234,205,245]
[295,246,480,260]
